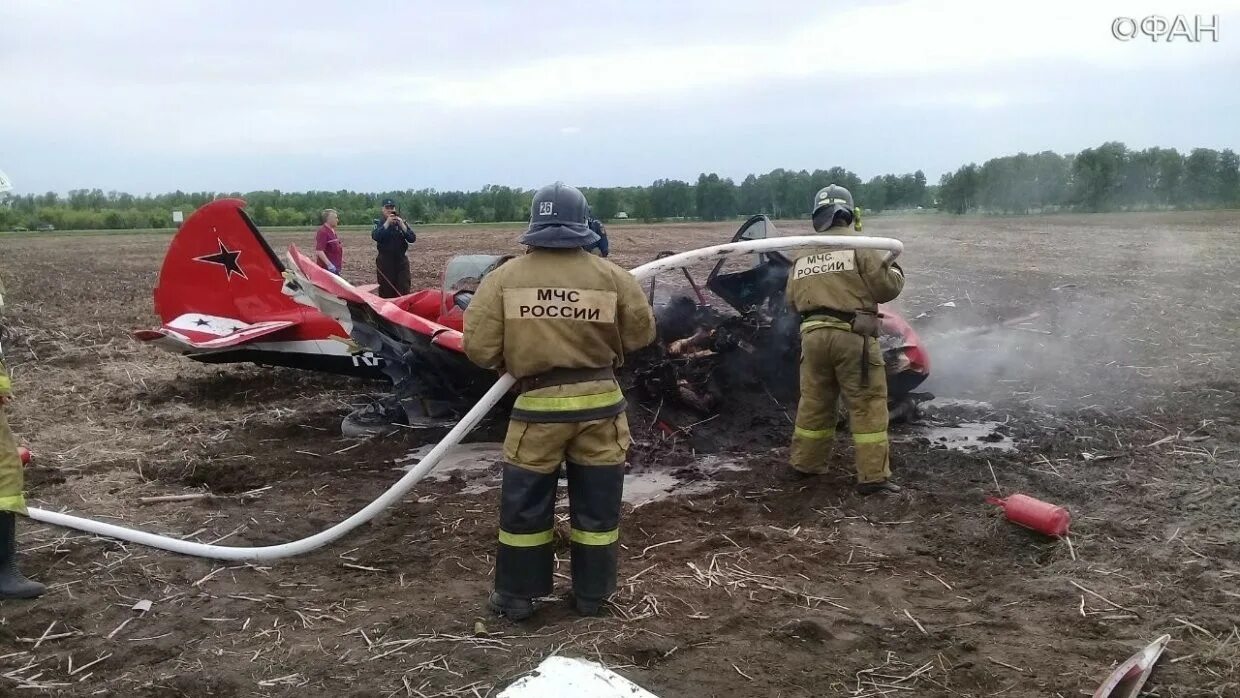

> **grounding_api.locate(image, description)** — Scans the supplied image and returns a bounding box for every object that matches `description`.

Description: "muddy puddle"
[399,415,1014,504]
[398,443,747,504]
[903,421,1016,452]
[397,442,505,496]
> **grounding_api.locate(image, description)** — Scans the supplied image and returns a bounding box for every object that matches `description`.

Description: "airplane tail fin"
[153,198,304,323]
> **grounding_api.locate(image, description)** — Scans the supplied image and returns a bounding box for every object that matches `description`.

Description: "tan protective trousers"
[790,327,891,483]
[495,414,631,602]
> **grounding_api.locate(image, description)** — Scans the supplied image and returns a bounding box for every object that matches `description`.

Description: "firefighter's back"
[485,248,633,379]
[787,184,904,496]
[462,183,655,622]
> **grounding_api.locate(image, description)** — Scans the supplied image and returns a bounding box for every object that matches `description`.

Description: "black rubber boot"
[488,592,533,621]
[494,464,556,616]
[788,467,823,480]
[887,399,915,424]
[574,596,603,617]
[856,480,902,496]
[0,512,45,600]
[566,463,623,616]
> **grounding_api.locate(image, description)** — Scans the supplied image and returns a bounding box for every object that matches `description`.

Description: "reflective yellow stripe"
[570,528,619,546]
[498,529,553,547]
[0,494,26,513]
[794,426,835,440]
[513,389,624,413]
[853,431,888,445]
[800,319,851,334]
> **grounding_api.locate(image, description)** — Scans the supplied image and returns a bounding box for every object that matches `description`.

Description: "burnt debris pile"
[624,296,802,457]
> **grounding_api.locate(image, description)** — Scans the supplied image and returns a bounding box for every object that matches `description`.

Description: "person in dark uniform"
[585,217,609,257]
[371,198,416,297]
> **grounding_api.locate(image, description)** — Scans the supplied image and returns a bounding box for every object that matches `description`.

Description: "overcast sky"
[1,0,1237,194]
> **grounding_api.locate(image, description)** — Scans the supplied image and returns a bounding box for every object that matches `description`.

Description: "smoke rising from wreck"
[648,273,1129,415]
[911,231,1198,411]
[639,226,1225,418]
[908,292,1150,411]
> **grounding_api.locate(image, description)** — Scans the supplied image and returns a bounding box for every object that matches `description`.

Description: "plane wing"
[133,313,298,353]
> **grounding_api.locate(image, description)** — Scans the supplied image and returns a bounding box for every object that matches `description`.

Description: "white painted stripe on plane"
[246,339,354,357]
[143,335,354,359]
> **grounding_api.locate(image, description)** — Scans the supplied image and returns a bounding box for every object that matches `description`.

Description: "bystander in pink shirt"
[314,209,344,273]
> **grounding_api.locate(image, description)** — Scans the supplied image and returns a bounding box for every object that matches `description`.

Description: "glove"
[327,263,339,274]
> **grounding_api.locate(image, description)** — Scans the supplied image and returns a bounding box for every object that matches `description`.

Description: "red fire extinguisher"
[987,494,1070,538]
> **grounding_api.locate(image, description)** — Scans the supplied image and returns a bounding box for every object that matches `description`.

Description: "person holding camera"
[371,198,417,298]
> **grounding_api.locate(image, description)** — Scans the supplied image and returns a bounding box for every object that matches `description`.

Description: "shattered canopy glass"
[729,215,797,266]
[737,215,776,242]
[440,254,512,313]
[704,215,795,312]
[741,216,797,266]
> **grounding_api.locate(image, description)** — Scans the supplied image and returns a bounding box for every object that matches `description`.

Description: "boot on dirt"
[788,467,825,480]
[573,596,603,617]
[565,463,622,619]
[887,399,916,424]
[488,592,533,621]
[0,512,46,599]
[856,480,902,496]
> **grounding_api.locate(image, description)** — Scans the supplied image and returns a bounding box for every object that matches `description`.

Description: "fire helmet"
[518,182,600,248]
[811,184,855,232]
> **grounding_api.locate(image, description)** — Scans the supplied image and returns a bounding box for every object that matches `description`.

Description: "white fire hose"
[25,235,902,561]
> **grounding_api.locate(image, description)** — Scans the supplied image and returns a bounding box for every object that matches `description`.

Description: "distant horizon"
[2,140,1235,199]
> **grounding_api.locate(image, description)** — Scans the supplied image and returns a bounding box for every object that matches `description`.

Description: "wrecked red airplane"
[135,200,931,432]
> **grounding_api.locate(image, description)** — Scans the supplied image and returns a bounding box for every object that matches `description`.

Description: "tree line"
[937,143,1239,214]
[1,141,1236,231]
[0,170,931,231]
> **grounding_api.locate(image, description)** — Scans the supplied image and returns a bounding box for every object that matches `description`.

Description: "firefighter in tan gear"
[463,183,656,620]
[0,275,46,598]
[788,185,905,494]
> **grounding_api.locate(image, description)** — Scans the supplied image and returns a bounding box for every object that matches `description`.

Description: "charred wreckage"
[132,201,929,437]
[338,216,932,436]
